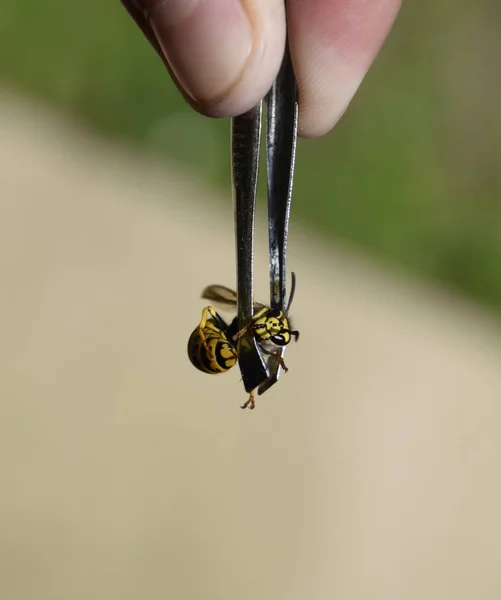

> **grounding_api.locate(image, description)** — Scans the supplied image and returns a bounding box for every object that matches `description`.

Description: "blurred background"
[4,1,501,309]
[1,2,501,599]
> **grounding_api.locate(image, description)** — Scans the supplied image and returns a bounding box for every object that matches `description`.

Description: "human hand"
[121,0,401,138]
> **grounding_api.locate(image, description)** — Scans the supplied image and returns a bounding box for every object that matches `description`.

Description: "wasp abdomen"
[187,317,238,375]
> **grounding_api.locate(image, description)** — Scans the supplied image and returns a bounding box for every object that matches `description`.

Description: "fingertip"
[289,0,401,138]
[296,62,365,138]
[204,0,287,118]
[144,0,286,118]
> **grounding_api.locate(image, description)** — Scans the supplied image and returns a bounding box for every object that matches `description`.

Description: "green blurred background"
[2,1,500,311]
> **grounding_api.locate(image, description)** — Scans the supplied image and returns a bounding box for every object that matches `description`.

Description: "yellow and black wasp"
[187,273,299,409]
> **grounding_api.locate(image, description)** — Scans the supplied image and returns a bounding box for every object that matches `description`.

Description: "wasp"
[187,273,299,409]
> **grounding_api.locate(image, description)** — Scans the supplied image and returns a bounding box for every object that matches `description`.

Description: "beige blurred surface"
[1,89,501,600]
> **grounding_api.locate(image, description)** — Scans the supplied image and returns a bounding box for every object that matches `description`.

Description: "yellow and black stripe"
[187,307,238,374]
[252,308,288,345]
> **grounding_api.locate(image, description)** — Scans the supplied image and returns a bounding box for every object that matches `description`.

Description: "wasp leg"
[232,326,247,342]
[197,306,218,361]
[232,307,269,341]
[240,389,255,410]
[272,353,289,373]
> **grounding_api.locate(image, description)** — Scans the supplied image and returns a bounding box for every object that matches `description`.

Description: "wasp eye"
[270,333,288,346]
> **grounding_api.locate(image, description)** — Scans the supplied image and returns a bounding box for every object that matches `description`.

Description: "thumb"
[122,0,286,117]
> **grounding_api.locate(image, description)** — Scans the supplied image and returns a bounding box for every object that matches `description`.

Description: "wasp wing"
[201,285,265,313]
[202,285,238,307]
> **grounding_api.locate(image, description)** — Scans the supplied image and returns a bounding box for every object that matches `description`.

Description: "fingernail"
[147,0,254,103]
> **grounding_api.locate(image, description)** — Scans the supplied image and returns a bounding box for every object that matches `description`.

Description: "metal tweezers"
[231,37,298,398]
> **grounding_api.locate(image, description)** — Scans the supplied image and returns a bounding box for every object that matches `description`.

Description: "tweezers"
[231,37,298,397]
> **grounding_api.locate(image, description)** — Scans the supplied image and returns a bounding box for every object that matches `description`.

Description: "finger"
[122,0,286,118]
[288,0,401,138]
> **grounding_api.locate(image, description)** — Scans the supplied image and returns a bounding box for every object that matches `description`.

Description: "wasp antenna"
[285,272,297,315]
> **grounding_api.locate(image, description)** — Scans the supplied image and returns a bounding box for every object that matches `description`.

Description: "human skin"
[121,0,401,138]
